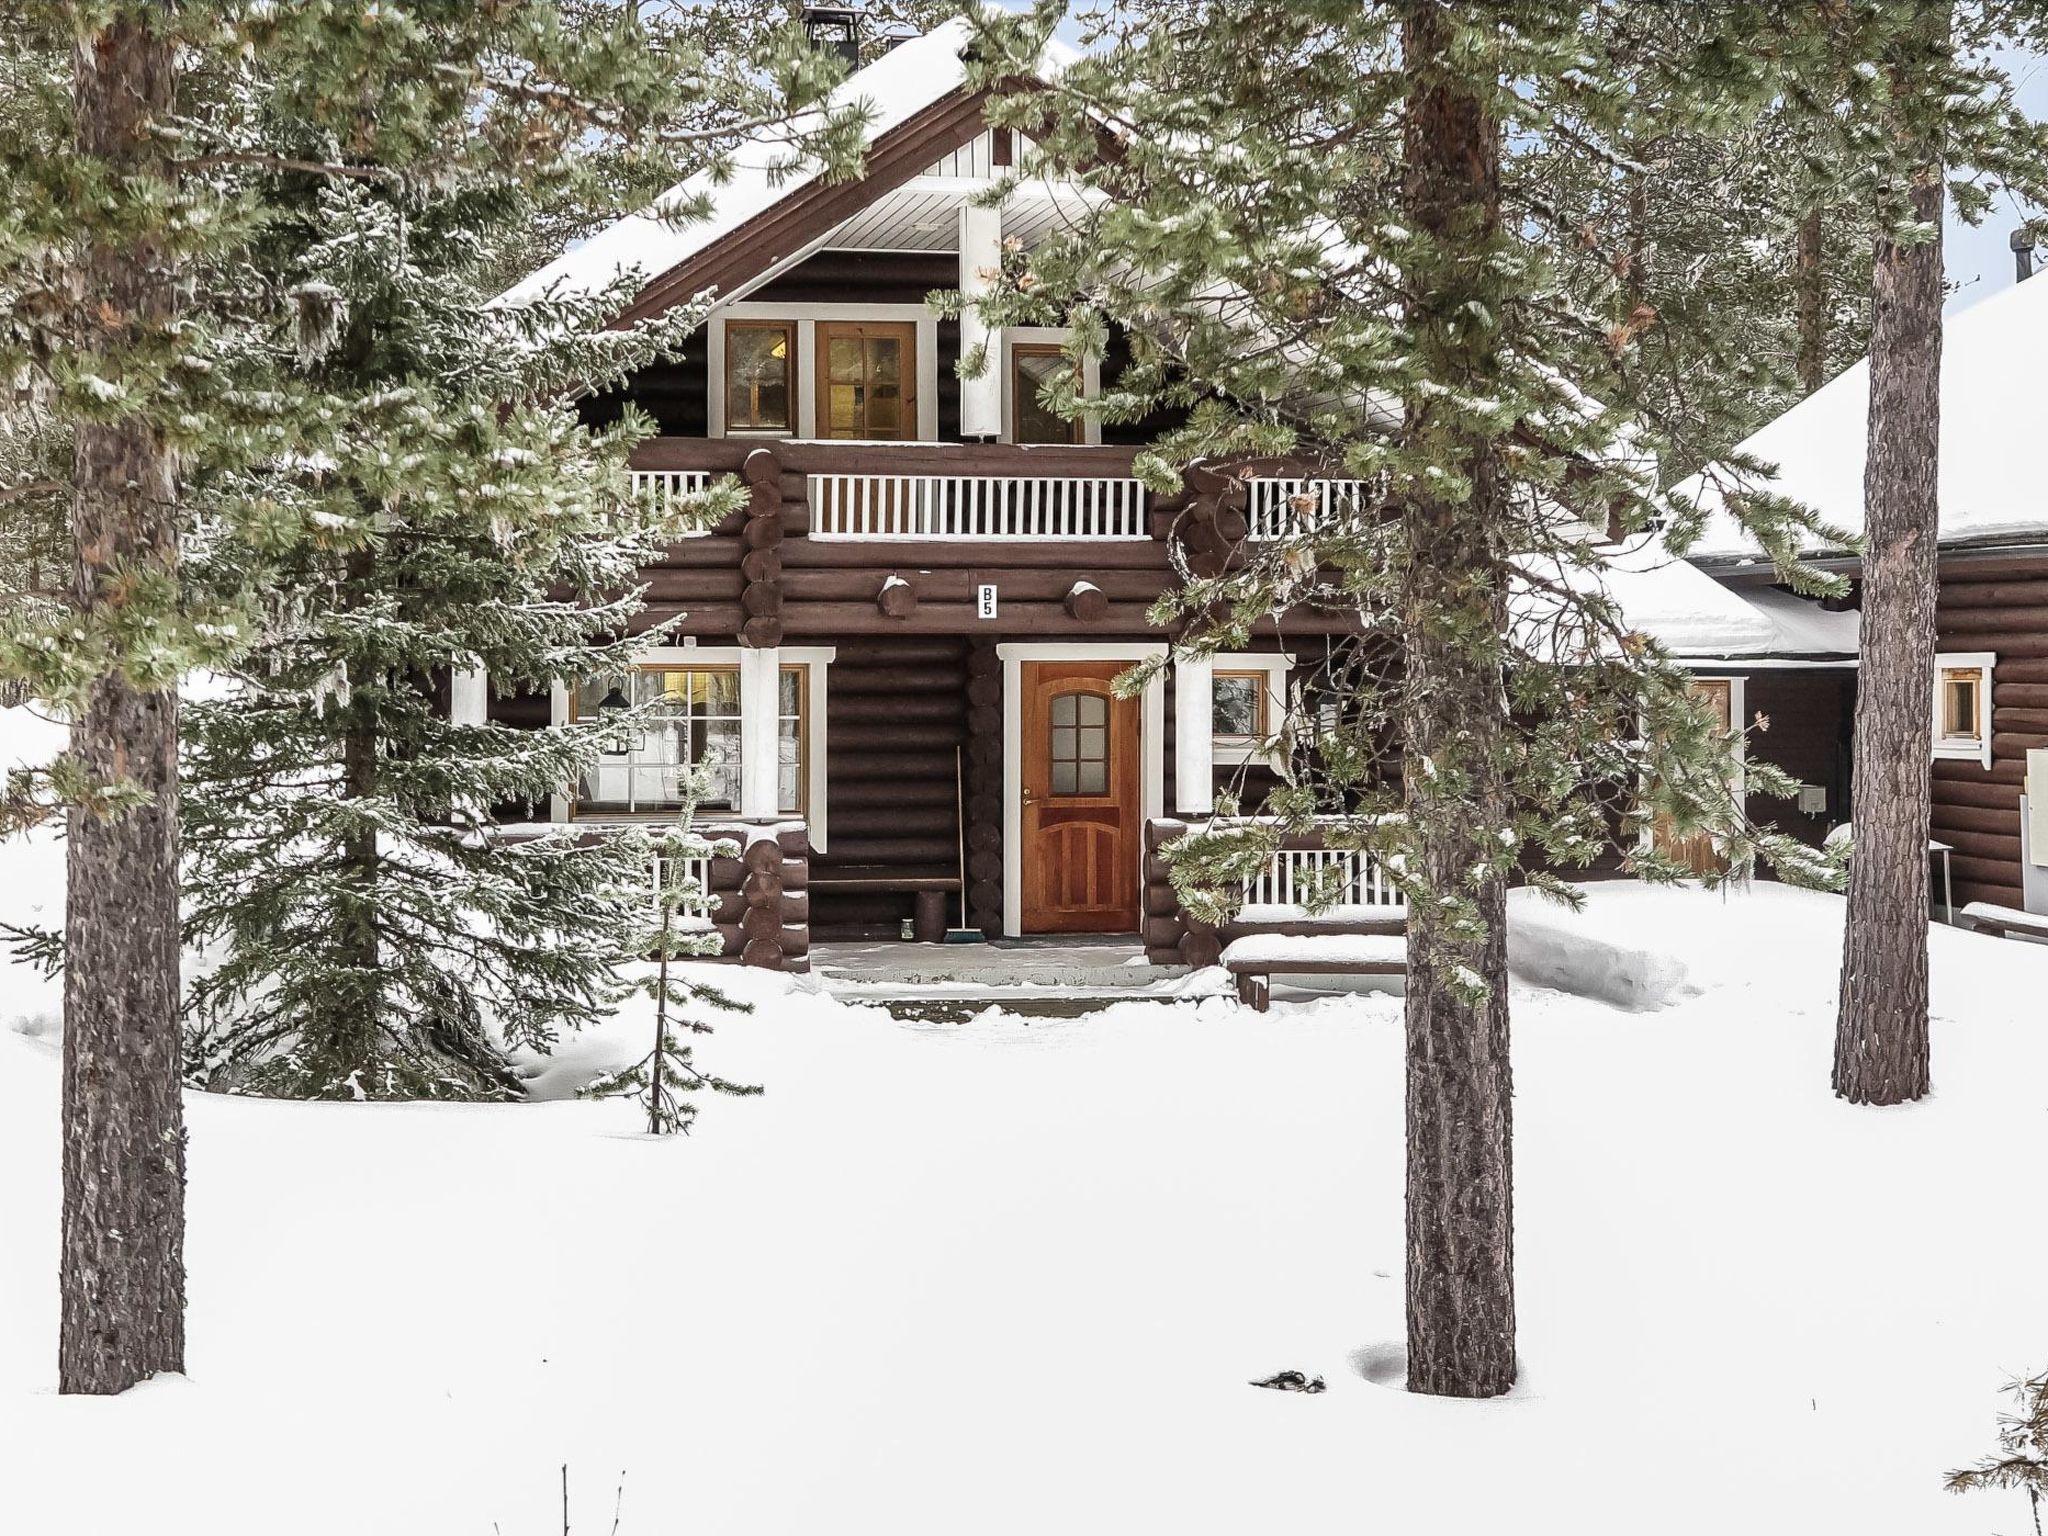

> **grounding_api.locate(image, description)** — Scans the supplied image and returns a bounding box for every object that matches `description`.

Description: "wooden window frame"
[723,319,797,437]
[1009,341,1082,445]
[1211,669,1270,744]
[1933,651,1996,769]
[814,320,919,441]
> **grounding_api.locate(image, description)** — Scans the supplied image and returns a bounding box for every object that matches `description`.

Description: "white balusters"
[629,469,715,535]
[806,473,1148,539]
[1242,843,1399,914]
[1245,477,1374,541]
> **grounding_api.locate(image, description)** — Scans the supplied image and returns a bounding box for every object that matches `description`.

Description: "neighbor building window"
[1933,652,1995,769]
[572,665,805,815]
[724,321,795,434]
[1011,343,1081,444]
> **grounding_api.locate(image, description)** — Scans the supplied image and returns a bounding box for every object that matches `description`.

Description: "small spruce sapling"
[582,786,759,1136]
[1947,1369,2048,1536]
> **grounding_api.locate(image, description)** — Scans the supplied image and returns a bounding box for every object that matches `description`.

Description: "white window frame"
[707,303,940,443]
[1209,652,1294,768]
[551,644,836,850]
[1933,651,1995,770]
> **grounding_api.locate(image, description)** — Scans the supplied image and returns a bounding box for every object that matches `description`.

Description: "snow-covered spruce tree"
[582,789,760,1135]
[961,1,1859,1398]
[177,11,868,1101]
[180,201,720,1099]
[0,0,860,1389]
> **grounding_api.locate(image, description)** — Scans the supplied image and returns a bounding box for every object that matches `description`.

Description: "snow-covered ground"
[3,722,2045,1531]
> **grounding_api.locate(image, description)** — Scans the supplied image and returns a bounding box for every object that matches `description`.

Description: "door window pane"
[820,327,914,439]
[1047,690,1111,799]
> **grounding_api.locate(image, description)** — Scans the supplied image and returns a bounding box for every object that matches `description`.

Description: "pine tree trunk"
[1796,207,1825,394]
[1834,161,1943,1106]
[60,16,186,1395]
[1397,4,1516,1400]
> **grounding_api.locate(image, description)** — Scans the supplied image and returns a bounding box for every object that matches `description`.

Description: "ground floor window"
[573,664,805,815]
[1933,652,1995,768]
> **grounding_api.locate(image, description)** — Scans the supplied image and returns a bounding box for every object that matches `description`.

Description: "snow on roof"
[498,16,1071,314]
[1521,537,1857,660]
[1679,272,2048,562]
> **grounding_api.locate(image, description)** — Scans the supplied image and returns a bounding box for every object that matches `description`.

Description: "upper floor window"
[724,321,794,435]
[1934,652,1995,769]
[818,321,916,440]
[572,665,805,816]
[1012,343,1081,445]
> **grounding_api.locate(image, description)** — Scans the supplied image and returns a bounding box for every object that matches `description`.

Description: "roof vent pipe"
[801,6,861,71]
[2012,227,2037,283]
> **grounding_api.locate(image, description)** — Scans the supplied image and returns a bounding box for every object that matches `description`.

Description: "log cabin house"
[479,11,1875,970]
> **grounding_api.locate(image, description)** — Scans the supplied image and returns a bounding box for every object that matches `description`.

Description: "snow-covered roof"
[1526,537,1859,661]
[1680,272,2048,563]
[499,16,1073,314]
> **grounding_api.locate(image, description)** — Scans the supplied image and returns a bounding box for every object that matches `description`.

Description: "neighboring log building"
[485,13,1873,964]
[1687,264,2048,918]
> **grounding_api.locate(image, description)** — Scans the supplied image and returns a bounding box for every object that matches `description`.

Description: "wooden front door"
[816,321,917,440]
[1653,678,1734,877]
[1020,661,1141,933]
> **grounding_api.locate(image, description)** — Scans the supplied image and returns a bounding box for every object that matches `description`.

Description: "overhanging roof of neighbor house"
[498,16,1076,326]
[1526,537,1860,663]
[1678,269,2048,566]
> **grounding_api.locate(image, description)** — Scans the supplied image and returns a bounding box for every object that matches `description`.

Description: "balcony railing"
[630,469,718,535]
[807,472,1148,540]
[1246,478,1376,541]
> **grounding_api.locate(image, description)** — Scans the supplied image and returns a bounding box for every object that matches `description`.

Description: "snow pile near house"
[5,868,2048,1534]
[1679,268,2048,558]
[1506,884,1701,1009]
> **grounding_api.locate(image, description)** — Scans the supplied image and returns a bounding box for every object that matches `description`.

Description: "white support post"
[739,647,782,821]
[450,665,488,727]
[959,201,1005,440]
[1174,654,1215,816]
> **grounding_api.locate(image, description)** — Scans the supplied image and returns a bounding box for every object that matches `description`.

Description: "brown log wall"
[627,438,1372,642]
[1933,554,2048,910]
[811,638,972,939]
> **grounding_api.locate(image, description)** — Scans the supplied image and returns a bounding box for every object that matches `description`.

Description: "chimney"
[801,6,861,70]
[2011,226,2037,283]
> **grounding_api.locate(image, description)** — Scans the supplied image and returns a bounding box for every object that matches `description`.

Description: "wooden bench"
[808,865,962,942]
[1223,933,1405,1012]
[1961,901,2048,944]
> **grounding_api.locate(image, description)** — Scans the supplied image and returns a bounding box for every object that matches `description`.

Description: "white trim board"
[1209,651,1294,769]
[1933,650,1997,771]
[996,642,1165,938]
[708,303,940,442]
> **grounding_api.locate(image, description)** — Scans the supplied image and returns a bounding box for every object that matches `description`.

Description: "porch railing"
[807,472,1149,540]
[1246,477,1375,541]
[1241,845,1403,914]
